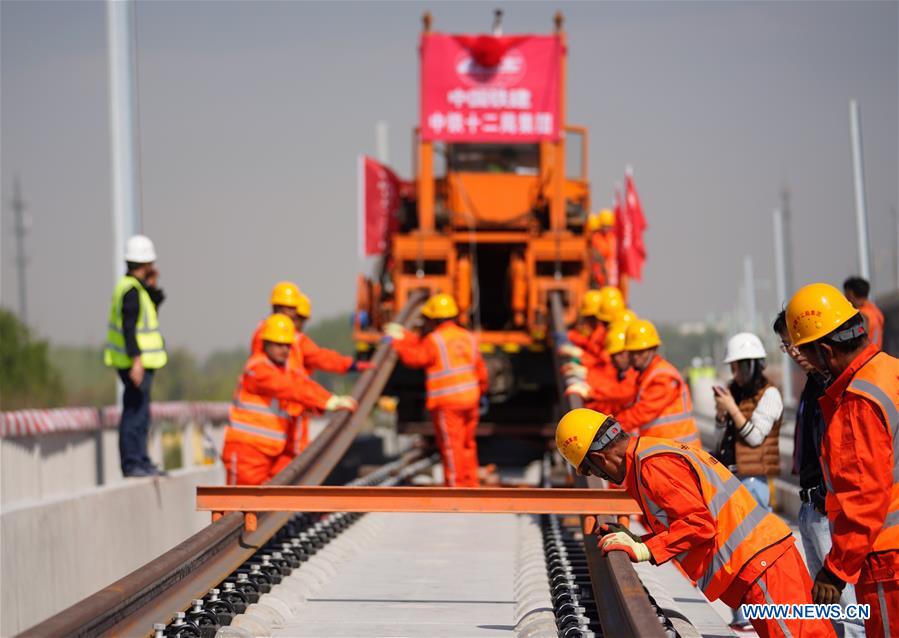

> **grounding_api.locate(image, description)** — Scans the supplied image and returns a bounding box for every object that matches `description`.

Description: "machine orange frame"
[196,486,641,532]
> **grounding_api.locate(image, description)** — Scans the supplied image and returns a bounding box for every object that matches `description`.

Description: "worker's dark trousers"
[116,369,155,474]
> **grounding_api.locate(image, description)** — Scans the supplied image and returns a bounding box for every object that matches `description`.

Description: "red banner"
[616,171,648,281]
[420,34,561,142]
[358,155,401,257]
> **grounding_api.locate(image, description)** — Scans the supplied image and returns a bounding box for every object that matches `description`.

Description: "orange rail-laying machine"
[353,12,592,434]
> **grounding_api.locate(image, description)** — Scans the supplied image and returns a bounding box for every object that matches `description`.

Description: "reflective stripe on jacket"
[821,348,899,562]
[425,324,480,409]
[104,275,167,369]
[630,436,792,601]
[225,354,294,457]
[633,357,700,447]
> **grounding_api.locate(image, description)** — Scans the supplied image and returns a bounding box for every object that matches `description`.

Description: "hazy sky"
[2,1,897,355]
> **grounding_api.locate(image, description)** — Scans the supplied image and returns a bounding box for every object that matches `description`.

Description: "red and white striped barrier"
[0,402,229,438]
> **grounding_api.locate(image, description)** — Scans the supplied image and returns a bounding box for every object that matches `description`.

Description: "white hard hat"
[124,235,157,263]
[723,332,766,363]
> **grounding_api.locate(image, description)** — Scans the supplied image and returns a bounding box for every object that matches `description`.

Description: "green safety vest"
[104,275,167,369]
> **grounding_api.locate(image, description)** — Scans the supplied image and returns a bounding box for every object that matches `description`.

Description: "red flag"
[619,170,648,280]
[358,155,401,257]
[614,185,632,279]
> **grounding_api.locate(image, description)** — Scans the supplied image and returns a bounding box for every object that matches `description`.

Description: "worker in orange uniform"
[614,319,699,447]
[787,283,899,637]
[223,314,357,485]
[586,209,618,289]
[559,287,624,363]
[383,293,488,487]
[843,276,885,349]
[567,290,603,351]
[250,282,371,453]
[568,321,638,415]
[556,408,835,638]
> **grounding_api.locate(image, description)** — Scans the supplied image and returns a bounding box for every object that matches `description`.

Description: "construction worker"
[587,209,617,289]
[384,293,488,487]
[224,314,357,485]
[787,283,899,637]
[581,320,638,415]
[774,310,865,637]
[610,319,700,447]
[251,282,370,453]
[104,235,168,478]
[556,408,835,638]
[559,287,623,363]
[567,290,603,351]
[712,332,784,632]
[843,276,884,349]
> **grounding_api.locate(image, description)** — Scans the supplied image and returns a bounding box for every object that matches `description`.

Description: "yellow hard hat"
[786,283,859,347]
[579,289,603,318]
[270,281,301,308]
[586,213,602,233]
[624,319,661,351]
[261,313,296,345]
[421,293,459,319]
[604,321,629,355]
[295,292,312,318]
[598,208,615,227]
[618,309,638,324]
[556,408,613,469]
[597,295,625,323]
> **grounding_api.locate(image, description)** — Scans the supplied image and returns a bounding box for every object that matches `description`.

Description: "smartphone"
[712,385,725,396]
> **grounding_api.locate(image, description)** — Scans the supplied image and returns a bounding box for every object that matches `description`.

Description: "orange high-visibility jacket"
[225,353,332,457]
[626,436,793,602]
[859,300,885,350]
[394,321,488,410]
[587,364,638,415]
[616,355,700,447]
[578,323,608,368]
[297,333,353,376]
[819,344,899,584]
[590,231,618,288]
[567,327,590,351]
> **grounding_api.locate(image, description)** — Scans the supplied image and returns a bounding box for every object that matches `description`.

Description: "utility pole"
[773,206,795,406]
[107,0,141,284]
[12,177,28,325]
[893,205,898,290]
[375,121,389,164]
[850,99,872,282]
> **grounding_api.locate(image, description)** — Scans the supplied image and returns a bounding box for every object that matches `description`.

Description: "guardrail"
[1,402,229,505]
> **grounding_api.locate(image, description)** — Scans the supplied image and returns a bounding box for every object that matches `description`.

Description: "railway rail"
[22,290,679,638]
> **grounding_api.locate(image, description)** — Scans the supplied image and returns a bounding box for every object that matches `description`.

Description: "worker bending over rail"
[560,286,624,363]
[251,282,369,454]
[224,314,356,485]
[787,283,899,637]
[585,320,638,415]
[383,293,488,487]
[557,408,835,638]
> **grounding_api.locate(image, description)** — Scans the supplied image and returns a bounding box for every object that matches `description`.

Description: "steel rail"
[549,290,666,638]
[19,290,428,638]
[195,485,642,516]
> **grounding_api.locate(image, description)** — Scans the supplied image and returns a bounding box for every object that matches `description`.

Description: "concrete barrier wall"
[1,421,226,507]
[1,464,224,636]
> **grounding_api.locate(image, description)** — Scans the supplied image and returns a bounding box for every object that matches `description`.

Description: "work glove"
[384,322,406,340]
[325,395,358,413]
[562,362,587,380]
[479,395,490,417]
[812,566,846,605]
[558,344,585,360]
[564,380,593,400]
[599,531,652,563]
[598,521,642,542]
[349,359,375,372]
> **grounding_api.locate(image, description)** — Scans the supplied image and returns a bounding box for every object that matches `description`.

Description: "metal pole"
[743,255,756,334]
[773,208,794,406]
[12,177,28,324]
[850,99,871,282]
[107,0,141,282]
[893,205,898,290]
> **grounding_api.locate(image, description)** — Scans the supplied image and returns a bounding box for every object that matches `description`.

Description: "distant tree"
[52,345,115,406]
[656,323,725,372]
[153,348,200,401]
[0,308,66,409]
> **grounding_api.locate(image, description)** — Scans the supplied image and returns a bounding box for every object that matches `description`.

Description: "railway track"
[22,290,676,638]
